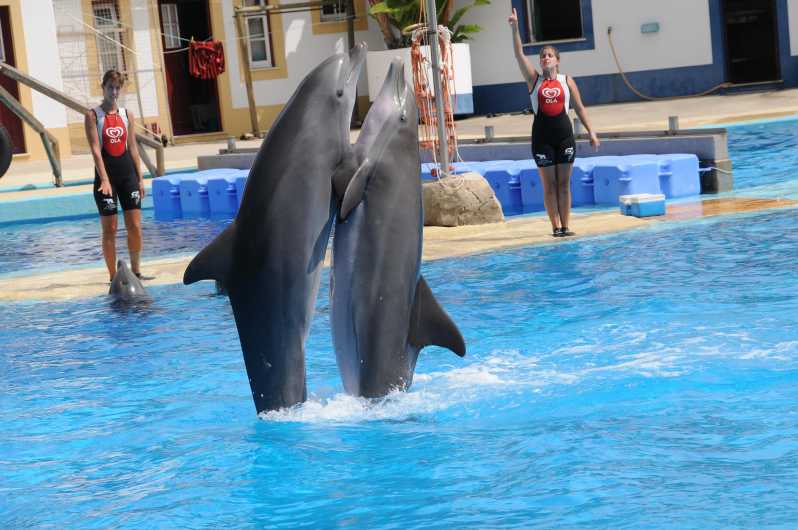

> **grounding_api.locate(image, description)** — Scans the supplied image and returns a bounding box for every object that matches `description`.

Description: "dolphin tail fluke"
[183,222,236,285]
[408,276,466,357]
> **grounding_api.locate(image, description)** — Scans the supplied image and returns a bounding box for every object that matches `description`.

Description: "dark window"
[321,0,347,21]
[526,0,583,42]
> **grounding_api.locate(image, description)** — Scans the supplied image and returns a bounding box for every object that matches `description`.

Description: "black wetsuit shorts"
[94,150,141,216]
[532,115,575,168]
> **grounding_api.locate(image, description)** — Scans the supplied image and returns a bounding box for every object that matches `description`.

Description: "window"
[244,0,274,68]
[525,0,583,42]
[160,3,182,50]
[92,1,127,75]
[320,0,348,22]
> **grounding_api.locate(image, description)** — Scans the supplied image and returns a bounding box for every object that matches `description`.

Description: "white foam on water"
[259,350,582,424]
[258,336,798,424]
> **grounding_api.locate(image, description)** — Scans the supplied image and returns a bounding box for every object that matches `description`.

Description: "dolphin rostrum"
[184,45,367,414]
[109,259,151,304]
[330,59,466,398]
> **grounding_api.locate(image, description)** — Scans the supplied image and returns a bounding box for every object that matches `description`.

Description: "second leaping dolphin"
[184,45,367,414]
[330,59,466,398]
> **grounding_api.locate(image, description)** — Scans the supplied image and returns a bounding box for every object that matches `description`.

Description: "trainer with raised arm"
[509,8,599,237]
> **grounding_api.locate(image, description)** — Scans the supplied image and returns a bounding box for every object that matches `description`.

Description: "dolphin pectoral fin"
[332,149,358,203]
[408,276,466,357]
[339,157,374,220]
[183,222,236,285]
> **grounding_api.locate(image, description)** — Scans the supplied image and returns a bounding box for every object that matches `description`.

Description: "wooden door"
[0,6,25,154]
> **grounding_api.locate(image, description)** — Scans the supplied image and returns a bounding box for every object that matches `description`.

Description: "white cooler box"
[619,193,666,217]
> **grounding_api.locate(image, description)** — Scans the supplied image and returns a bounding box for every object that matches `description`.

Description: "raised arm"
[567,76,600,150]
[508,8,538,91]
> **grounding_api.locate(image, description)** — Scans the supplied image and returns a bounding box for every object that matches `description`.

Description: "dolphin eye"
[336,89,343,97]
[400,112,406,122]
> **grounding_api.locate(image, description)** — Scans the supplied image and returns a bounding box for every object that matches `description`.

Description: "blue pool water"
[727,119,798,190]
[3,120,798,527]
[3,207,798,527]
[0,212,229,276]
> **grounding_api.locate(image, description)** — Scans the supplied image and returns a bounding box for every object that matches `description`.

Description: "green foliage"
[368,0,491,49]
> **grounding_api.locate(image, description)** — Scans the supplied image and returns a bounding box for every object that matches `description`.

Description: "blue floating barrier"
[207,176,239,216]
[658,154,700,198]
[152,176,182,219]
[593,160,661,205]
[518,166,544,210]
[179,177,210,217]
[235,175,248,207]
[483,167,521,214]
[571,159,600,206]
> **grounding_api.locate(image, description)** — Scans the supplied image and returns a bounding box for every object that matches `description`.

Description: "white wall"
[222,0,386,109]
[21,0,69,128]
[789,0,798,56]
[129,0,160,118]
[462,0,714,86]
[53,0,159,124]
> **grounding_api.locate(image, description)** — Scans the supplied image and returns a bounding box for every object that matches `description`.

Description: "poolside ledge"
[2,196,796,302]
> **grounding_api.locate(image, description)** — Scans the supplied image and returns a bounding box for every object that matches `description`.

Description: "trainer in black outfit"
[509,9,600,237]
[85,69,147,281]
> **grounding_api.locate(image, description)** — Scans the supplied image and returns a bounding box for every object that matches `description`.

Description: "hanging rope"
[607,26,732,101]
[410,25,460,180]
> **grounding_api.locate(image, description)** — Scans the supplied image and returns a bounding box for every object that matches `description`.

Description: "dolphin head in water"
[109,259,150,304]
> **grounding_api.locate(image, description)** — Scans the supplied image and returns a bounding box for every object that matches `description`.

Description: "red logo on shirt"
[102,113,127,157]
[538,79,565,117]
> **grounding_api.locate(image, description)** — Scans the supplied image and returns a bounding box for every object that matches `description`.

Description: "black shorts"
[94,151,141,216]
[532,136,576,168]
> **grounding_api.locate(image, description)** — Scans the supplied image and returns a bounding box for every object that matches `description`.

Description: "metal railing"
[0,61,165,187]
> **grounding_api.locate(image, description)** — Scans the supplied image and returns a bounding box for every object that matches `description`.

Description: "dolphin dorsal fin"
[183,222,236,285]
[339,157,375,220]
[408,276,466,357]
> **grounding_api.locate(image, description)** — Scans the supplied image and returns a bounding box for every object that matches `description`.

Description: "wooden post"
[40,132,63,187]
[234,9,261,137]
[137,139,158,178]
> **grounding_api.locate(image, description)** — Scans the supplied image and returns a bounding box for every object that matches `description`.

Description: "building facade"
[466,0,798,114]
[1,0,798,161]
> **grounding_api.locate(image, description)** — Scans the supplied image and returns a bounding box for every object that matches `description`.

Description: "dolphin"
[183,44,367,414]
[330,59,466,398]
[109,259,151,304]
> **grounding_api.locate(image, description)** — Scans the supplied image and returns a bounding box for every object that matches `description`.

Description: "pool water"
[727,119,798,190]
[3,119,798,527]
[3,207,798,527]
[0,212,229,276]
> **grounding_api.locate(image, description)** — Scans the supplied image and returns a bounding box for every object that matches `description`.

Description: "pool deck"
[1,88,798,301]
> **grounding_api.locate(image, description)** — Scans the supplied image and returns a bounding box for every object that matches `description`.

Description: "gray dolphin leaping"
[330,59,466,398]
[109,259,151,304]
[184,45,367,414]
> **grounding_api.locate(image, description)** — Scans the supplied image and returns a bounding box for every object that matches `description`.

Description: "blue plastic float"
[153,154,701,219]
